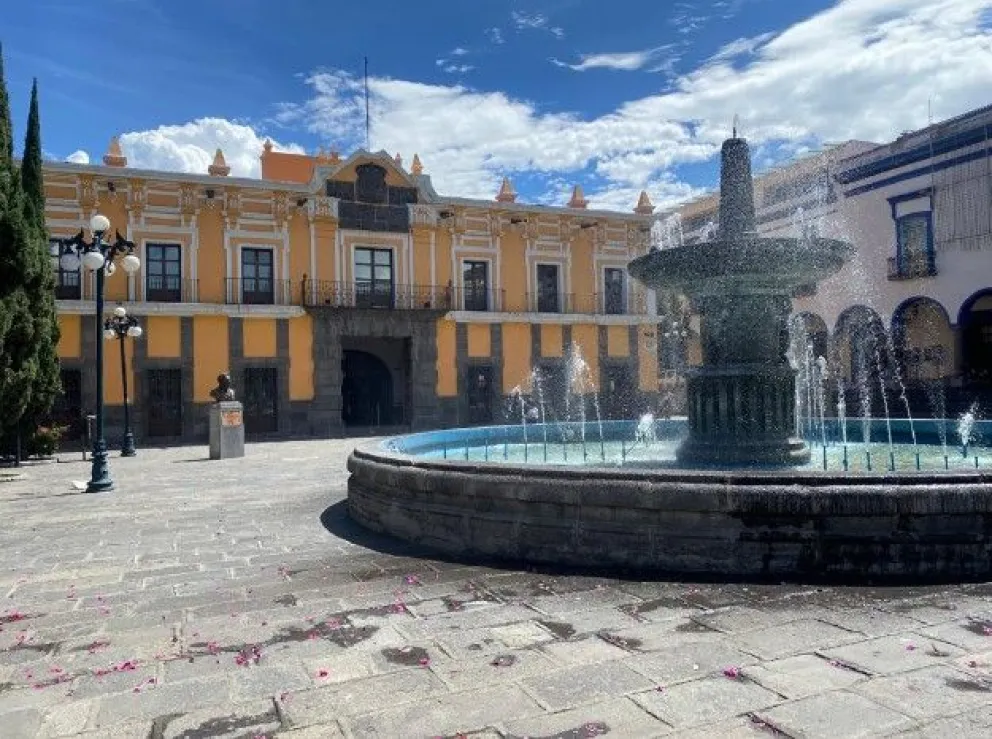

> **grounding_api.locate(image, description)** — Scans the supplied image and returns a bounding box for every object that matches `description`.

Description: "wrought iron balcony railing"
[144,276,199,303]
[887,254,937,281]
[303,280,505,311]
[225,278,295,306]
[54,272,82,300]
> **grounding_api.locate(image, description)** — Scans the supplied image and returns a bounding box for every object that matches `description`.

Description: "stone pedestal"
[209,401,245,460]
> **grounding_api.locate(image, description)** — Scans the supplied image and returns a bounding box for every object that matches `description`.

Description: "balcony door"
[241,248,274,305]
[536,264,560,313]
[354,247,394,309]
[145,243,182,302]
[604,268,625,315]
[463,260,489,311]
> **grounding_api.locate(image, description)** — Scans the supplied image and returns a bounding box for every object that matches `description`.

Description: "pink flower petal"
[722,666,740,679]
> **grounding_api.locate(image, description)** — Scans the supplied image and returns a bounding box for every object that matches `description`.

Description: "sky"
[3,0,992,212]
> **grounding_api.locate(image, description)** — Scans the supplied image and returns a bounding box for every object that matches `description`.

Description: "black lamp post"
[104,305,142,457]
[52,215,140,493]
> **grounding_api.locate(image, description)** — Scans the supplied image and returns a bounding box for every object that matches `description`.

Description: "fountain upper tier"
[628,137,853,296]
[626,136,854,467]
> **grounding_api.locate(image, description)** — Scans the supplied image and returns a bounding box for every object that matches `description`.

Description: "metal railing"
[522,292,645,315]
[887,254,937,280]
[54,273,82,300]
[225,278,295,306]
[303,280,505,311]
[144,276,199,303]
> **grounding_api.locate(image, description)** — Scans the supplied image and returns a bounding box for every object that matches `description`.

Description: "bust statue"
[209,372,236,403]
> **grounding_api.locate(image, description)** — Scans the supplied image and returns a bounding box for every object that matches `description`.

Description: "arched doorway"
[891,297,954,421]
[342,350,394,427]
[790,312,829,360]
[891,297,954,383]
[833,305,889,418]
[959,289,992,390]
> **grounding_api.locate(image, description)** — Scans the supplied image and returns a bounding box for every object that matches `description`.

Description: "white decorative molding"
[409,203,438,227]
[445,311,657,325]
[308,196,338,220]
[56,300,305,319]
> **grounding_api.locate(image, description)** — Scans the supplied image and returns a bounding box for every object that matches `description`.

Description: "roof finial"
[411,154,423,176]
[495,176,517,203]
[208,148,230,176]
[634,190,655,215]
[103,136,127,167]
[568,184,588,209]
[732,114,740,139]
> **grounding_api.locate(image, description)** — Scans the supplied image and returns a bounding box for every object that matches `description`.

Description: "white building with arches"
[675,104,992,416]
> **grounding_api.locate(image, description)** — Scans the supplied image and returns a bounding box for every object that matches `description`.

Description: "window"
[354,248,394,308]
[355,164,387,204]
[240,248,274,304]
[462,261,489,311]
[466,366,494,425]
[536,264,561,313]
[146,369,183,438]
[50,238,81,300]
[243,367,278,435]
[604,268,626,315]
[145,243,182,302]
[895,213,934,275]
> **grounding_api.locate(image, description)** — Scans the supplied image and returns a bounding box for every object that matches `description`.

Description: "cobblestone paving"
[2,440,992,738]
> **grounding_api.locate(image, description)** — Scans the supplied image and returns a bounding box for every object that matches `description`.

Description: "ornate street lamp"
[53,215,140,492]
[104,305,143,457]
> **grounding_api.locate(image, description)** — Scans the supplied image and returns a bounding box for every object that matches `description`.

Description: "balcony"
[523,292,645,315]
[888,253,938,281]
[54,272,81,300]
[303,280,505,311]
[144,276,198,303]
[225,278,295,306]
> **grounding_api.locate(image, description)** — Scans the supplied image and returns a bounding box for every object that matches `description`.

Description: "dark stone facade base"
[347,443,992,582]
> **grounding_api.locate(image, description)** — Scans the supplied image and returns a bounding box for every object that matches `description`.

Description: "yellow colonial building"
[44,138,661,443]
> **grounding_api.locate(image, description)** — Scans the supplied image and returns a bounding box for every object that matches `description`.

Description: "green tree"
[20,79,61,435]
[0,47,58,459]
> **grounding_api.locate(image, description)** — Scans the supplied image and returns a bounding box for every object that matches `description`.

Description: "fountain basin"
[347,421,992,582]
[627,236,854,294]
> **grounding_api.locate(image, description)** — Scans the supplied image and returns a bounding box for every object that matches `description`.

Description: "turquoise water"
[386,419,991,473]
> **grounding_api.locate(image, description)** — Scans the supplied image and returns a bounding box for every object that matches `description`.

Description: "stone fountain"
[628,136,853,466]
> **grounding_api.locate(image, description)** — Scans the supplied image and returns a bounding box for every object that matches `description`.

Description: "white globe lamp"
[81,250,106,271]
[121,253,141,274]
[89,214,111,234]
[60,252,80,272]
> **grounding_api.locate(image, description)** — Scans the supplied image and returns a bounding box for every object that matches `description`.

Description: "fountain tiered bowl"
[346,136,992,582]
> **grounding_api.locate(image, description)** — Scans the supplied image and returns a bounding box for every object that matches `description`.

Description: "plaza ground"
[1,440,992,738]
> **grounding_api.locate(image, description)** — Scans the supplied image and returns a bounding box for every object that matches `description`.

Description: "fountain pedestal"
[627,135,852,467]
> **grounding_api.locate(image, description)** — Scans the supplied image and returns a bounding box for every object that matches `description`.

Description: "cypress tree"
[0,45,43,458]
[20,79,61,436]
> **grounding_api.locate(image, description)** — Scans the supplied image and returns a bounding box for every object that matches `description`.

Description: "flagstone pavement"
[1,439,992,738]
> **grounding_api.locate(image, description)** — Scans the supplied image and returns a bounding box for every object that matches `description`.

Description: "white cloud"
[65,150,90,164]
[486,27,505,45]
[109,0,992,213]
[707,32,776,63]
[436,58,475,74]
[450,47,469,56]
[551,47,675,72]
[118,118,303,178]
[511,11,548,30]
[511,11,564,38]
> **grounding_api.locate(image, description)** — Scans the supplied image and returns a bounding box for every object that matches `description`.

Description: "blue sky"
[4,0,992,210]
